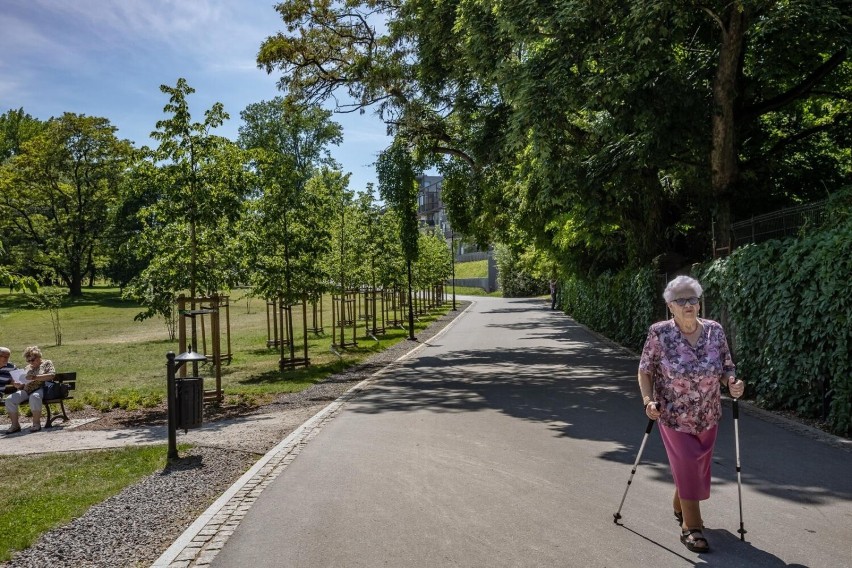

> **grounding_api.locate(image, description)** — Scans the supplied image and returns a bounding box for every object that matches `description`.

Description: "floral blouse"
[639,319,735,435]
[23,359,56,394]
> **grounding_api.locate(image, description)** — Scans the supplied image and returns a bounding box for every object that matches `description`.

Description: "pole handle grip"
[643,405,660,434]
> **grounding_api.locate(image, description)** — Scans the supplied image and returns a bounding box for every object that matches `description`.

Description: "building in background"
[416,175,450,239]
[416,175,498,291]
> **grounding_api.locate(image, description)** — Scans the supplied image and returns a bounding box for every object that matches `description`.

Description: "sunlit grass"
[453,259,487,279]
[0,445,171,562]
[0,286,452,411]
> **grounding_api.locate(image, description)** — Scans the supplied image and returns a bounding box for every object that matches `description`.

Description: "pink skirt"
[658,423,718,501]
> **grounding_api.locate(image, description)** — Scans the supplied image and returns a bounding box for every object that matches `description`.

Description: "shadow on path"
[350,337,852,509]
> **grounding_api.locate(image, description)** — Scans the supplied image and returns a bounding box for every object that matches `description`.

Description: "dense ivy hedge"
[560,268,657,351]
[700,222,852,436]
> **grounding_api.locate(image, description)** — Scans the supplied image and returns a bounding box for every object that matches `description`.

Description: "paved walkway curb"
[151,301,475,568]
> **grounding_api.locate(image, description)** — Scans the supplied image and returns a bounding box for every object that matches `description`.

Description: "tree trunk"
[710,8,746,256]
[69,273,83,297]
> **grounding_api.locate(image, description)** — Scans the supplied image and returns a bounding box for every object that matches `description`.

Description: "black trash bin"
[176,377,203,431]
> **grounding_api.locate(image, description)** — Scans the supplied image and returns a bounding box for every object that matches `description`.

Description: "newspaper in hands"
[9,369,29,384]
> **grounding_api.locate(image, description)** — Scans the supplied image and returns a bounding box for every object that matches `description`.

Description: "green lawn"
[447,285,502,297]
[0,445,170,561]
[453,259,487,279]
[0,286,451,411]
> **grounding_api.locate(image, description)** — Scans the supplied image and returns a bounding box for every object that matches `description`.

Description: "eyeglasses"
[672,297,700,307]
[26,356,39,362]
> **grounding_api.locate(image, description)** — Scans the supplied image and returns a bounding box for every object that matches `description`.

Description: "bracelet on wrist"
[642,396,652,407]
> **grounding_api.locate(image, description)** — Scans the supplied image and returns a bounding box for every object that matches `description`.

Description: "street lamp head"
[175,348,207,364]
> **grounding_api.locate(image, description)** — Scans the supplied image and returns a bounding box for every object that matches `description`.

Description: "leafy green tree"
[0,113,133,295]
[0,240,37,293]
[238,98,342,302]
[128,79,249,337]
[259,0,851,274]
[376,141,420,339]
[413,230,452,295]
[0,108,46,162]
[238,99,343,360]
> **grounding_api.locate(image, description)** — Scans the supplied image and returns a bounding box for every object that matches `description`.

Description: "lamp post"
[450,230,456,311]
[166,349,207,460]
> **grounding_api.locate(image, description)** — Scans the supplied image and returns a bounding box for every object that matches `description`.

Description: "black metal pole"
[733,398,747,541]
[166,352,178,460]
[614,412,658,524]
[451,232,457,311]
[407,259,415,340]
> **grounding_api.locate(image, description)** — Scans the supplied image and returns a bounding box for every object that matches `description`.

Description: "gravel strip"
[2,303,471,568]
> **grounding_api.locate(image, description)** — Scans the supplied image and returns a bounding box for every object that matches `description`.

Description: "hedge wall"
[558,221,851,436]
[560,268,657,352]
[700,222,852,436]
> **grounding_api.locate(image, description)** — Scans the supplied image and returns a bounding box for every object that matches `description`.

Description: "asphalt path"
[212,296,852,568]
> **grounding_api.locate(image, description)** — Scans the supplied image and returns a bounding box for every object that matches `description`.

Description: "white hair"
[0,347,10,358]
[663,275,703,303]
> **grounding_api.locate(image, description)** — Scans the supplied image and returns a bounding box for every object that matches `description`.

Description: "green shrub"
[495,244,547,297]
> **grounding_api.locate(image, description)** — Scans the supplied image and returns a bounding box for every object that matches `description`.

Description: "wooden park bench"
[19,372,77,428]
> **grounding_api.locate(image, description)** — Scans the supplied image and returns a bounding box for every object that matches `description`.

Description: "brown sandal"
[681,529,709,553]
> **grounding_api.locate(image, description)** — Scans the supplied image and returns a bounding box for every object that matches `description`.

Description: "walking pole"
[733,396,747,541]
[613,406,659,525]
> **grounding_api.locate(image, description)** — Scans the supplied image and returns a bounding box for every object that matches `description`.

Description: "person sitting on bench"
[4,346,56,434]
[0,347,18,398]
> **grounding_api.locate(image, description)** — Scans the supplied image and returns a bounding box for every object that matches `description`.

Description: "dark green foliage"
[495,245,548,298]
[560,268,657,352]
[700,220,852,436]
[376,142,419,263]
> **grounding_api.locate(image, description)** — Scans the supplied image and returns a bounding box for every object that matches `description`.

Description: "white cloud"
[2,0,279,75]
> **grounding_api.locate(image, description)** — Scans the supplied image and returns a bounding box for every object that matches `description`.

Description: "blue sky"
[0,0,390,192]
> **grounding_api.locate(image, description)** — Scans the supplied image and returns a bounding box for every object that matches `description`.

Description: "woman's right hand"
[645,401,661,420]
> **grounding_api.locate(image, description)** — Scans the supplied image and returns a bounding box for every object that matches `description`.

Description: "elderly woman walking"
[637,276,744,553]
[4,346,56,434]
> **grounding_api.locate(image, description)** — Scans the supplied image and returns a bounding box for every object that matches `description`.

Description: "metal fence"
[731,200,827,249]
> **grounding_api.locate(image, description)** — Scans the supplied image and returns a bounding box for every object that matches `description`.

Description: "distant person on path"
[549,279,558,310]
[0,347,17,397]
[637,275,744,553]
[4,346,56,434]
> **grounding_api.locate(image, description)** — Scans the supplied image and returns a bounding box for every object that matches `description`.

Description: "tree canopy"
[0,112,134,295]
[259,0,851,275]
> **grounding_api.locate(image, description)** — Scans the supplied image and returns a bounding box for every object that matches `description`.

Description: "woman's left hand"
[729,378,745,399]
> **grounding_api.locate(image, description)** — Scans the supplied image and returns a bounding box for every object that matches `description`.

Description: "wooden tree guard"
[384,287,405,328]
[432,283,444,309]
[364,287,386,336]
[332,291,358,348]
[306,296,324,334]
[266,298,292,348]
[177,294,231,404]
[279,299,310,369]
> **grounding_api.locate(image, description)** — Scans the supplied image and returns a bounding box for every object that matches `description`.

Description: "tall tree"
[0,113,133,295]
[238,98,343,360]
[128,79,249,338]
[259,0,851,273]
[376,141,419,339]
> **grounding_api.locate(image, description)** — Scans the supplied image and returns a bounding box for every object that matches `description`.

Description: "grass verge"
[0,445,170,562]
[0,287,453,412]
